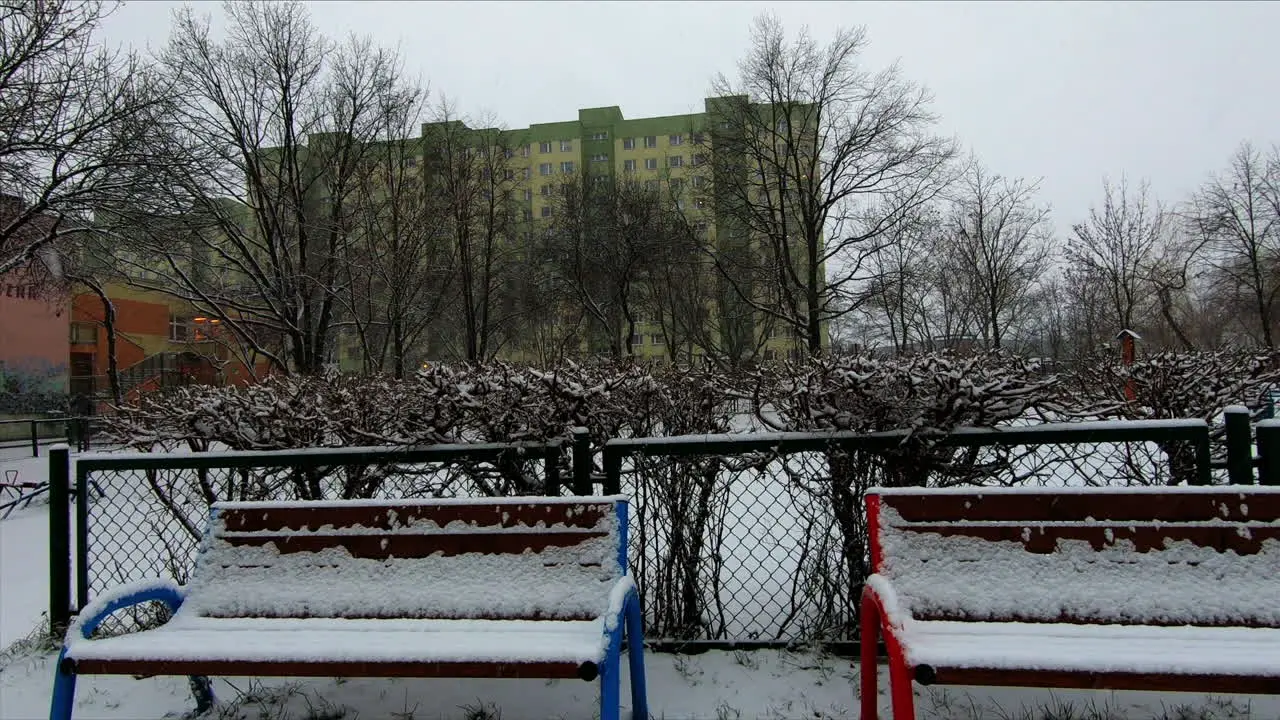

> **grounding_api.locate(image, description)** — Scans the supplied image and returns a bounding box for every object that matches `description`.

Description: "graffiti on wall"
[0,358,69,414]
[1,259,70,415]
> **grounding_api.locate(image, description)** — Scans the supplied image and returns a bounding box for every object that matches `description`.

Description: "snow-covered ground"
[0,455,54,650]
[6,643,1280,719]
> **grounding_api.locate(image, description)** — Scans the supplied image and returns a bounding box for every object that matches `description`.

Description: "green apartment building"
[333,97,825,370]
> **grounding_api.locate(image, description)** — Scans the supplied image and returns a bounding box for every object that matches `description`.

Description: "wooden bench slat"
[71,658,586,679]
[896,523,1280,555]
[216,531,610,559]
[924,667,1280,695]
[219,503,610,533]
[879,492,1278,523]
[195,607,602,621]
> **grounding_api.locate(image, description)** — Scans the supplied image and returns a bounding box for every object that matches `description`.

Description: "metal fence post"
[1225,406,1254,485]
[572,427,592,496]
[1258,419,1280,485]
[75,462,90,610]
[48,445,71,636]
[603,445,622,496]
[31,420,39,458]
[543,441,562,496]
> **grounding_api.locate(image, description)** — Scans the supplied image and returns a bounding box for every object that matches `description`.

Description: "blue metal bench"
[51,495,648,720]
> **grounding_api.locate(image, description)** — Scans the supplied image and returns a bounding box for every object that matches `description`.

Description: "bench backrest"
[182,496,627,621]
[867,487,1280,628]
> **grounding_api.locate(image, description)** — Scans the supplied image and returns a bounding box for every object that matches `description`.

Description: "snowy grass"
[3,641,1279,719]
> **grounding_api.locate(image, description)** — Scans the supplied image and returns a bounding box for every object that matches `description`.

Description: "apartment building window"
[70,322,98,345]
[643,136,657,148]
[405,156,417,167]
[591,153,609,163]
[522,167,532,180]
[541,206,553,218]
[540,184,552,196]
[691,132,704,145]
[668,155,684,168]
[539,162,553,176]
[523,189,533,201]
[695,198,706,209]
[763,349,777,361]
[623,159,637,172]
[694,221,709,237]
[539,141,552,154]
[522,208,533,221]
[692,153,706,167]
[692,175,705,188]
[503,169,515,181]
[644,179,658,192]
[592,175,609,185]
[623,137,636,150]
[591,131,609,141]
[168,314,190,342]
[560,139,573,152]
[561,160,575,173]
[481,168,491,180]
[520,145,531,157]
[650,334,666,346]
[644,158,658,170]
[669,134,684,146]
[630,334,643,347]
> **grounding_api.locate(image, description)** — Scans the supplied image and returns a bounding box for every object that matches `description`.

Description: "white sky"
[98,0,1280,235]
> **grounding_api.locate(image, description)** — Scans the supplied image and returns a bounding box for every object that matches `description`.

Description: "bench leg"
[860,598,879,720]
[50,649,77,720]
[861,587,916,720]
[625,593,648,720]
[189,675,215,714]
[600,655,621,720]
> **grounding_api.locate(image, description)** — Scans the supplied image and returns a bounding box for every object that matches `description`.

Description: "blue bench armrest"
[67,578,185,642]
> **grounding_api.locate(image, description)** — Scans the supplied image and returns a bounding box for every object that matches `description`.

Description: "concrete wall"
[0,263,69,413]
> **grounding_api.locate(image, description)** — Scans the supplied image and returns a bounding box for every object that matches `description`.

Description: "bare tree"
[543,173,685,359]
[706,14,958,357]
[341,95,453,377]
[421,103,527,363]
[862,203,941,353]
[1184,142,1280,347]
[942,159,1053,349]
[0,0,161,277]
[1067,177,1167,334]
[100,2,422,375]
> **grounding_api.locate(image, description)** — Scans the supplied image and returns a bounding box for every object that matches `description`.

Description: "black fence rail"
[48,415,1280,649]
[0,416,95,457]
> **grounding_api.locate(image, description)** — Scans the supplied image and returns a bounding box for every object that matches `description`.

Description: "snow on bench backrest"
[868,487,1280,628]
[181,497,626,621]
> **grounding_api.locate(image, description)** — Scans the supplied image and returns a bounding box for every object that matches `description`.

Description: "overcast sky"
[98,1,1279,235]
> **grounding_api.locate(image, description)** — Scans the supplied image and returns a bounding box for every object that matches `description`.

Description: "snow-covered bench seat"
[859,486,1280,720]
[50,496,647,720]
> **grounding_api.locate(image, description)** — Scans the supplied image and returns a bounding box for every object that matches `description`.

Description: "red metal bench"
[860,486,1280,719]
[51,495,647,720]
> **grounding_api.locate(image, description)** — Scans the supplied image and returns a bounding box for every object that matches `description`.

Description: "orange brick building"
[69,284,270,407]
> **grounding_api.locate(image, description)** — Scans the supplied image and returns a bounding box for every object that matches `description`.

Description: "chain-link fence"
[50,419,1235,645]
[62,442,563,635]
[604,420,1216,647]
